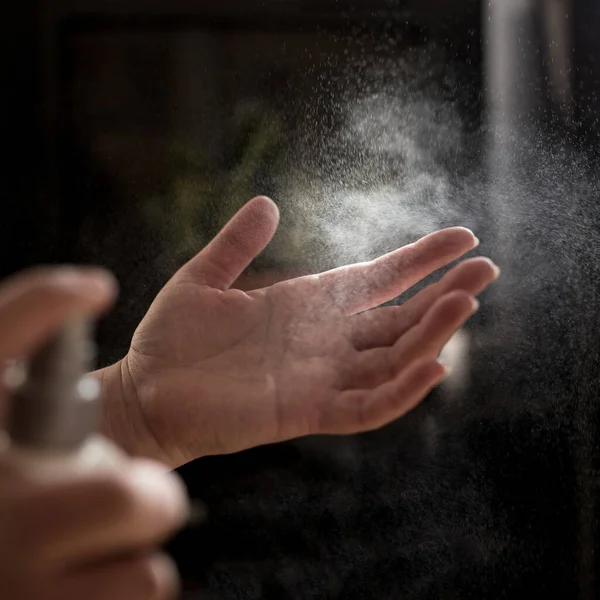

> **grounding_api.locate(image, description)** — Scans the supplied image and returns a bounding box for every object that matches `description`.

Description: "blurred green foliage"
[143,103,285,266]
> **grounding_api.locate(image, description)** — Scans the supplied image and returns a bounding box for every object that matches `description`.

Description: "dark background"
[2,1,600,598]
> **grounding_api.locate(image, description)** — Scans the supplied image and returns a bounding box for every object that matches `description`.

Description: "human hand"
[101,197,499,468]
[0,268,189,600]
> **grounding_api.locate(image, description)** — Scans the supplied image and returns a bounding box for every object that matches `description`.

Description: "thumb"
[179,196,280,290]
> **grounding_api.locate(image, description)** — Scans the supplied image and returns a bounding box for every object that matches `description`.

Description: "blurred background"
[3,1,600,598]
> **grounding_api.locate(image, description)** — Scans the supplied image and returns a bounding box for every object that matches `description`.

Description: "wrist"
[94,359,175,467]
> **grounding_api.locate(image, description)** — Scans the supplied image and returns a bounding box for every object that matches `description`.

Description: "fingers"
[302,226,478,316]
[9,460,189,570]
[49,553,179,600]
[346,291,479,390]
[350,257,499,351]
[320,359,448,434]
[0,457,188,599]
[179,196,280,290]
[0,267,117,364]
[391,291,479,371]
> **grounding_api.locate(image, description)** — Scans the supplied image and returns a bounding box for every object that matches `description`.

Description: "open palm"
[104,197,498,468]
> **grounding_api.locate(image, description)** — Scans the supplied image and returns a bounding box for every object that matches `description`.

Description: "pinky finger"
[47,553,180,600]
[322,359,448,435]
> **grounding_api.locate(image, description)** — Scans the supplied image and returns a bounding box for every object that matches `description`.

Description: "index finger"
[8,460,189,569]
[305,227,479,315]
[0,267,117,364]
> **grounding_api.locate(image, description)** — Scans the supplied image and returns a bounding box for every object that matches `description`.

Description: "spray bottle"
[0,319,206,527]
[0,319,125,476]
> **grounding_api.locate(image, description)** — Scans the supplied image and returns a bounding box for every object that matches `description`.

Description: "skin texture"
[0,268,189,600]
[98,196,500,468]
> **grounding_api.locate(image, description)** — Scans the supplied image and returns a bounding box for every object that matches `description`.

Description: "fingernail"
[54,267,118,296]
[470,298,480,312]
[473,236,480,248]
[491,263,501,279]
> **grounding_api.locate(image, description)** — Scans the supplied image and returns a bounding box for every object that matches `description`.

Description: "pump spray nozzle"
[1,319,124,474]
[6,319,101,454]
